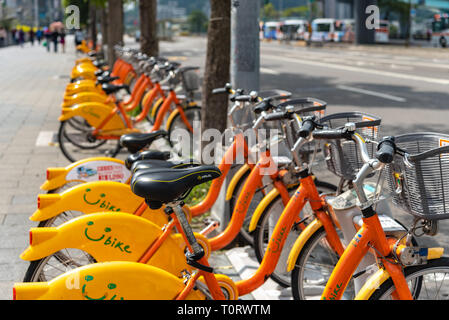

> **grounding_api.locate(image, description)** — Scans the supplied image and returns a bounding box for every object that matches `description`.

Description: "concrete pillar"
[230,0,260,93]
[354,0,377,45]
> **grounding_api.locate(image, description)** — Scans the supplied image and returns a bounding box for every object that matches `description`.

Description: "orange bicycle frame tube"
[150,89,177,131]
[133,82,165,123]
[208,149,289,251]
[321,213,413,300]
[122,74,153,111]
[190,132,251,216]
[235,174,323,296]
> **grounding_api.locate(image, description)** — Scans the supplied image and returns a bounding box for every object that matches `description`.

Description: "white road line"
[260,67,280,75]
[263,54,449,85]
[337,85,407,102]
[35,131,56,146]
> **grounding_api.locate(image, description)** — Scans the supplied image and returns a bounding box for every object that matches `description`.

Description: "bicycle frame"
[321,210,414,300]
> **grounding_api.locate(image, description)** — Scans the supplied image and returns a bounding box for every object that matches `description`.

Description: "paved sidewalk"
[0,40,76,299]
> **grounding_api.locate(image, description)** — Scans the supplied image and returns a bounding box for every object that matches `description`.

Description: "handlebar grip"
[312,129,348,140]
[298,119,315,138]
[254,101,271,114]
[376,136,396,164]
[212,88,228,94]
[264,111,288,122]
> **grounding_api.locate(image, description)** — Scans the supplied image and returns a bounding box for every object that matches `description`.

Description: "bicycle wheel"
[291,226,350,299]
[167,106,201,159]
[253,180,337,288]
[291,219,421,300]
[228,168,265,247]
[58,120,121,163]
[368,257,449,300]
[23,249,96,282]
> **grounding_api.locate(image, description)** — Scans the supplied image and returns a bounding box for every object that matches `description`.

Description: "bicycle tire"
[253,180,337,288]
[58,120,121,163]
[368,257,449,300]
[291,218,421,300]
[227,168,259,247]
[167,106,201,159]
[23,249,96,282]
[290,226,346,299]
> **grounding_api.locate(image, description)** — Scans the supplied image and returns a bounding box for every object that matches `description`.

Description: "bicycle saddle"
[131,159,201,173]
[97,75,120,85]
[131,166,221,209]
[125,150,171,170]
[101,83,129,95]
[120,130,168,154]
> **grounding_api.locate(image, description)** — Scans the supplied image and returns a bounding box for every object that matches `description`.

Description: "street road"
[159,36,449,254]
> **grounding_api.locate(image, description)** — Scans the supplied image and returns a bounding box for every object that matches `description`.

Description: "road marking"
[36,131,57,146]
[260,67,280,75]
[337,85,407,102]
[263,54,449,85]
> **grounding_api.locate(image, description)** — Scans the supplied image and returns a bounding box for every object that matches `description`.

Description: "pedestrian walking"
[29,29,35,46]
[51,30,59,53]
[60,31,66,53]
[18,29,25,47]
[44,28,51,52]
[0,28,6,48]
[36,29,43,44]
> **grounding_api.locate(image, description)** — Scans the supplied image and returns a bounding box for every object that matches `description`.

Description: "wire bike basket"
[384,132,449,220]
[319,111,382,181]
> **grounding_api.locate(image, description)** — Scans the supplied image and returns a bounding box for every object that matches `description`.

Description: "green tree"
[261,3,278,20]
[282,6,308,18]
[188,10,208,33]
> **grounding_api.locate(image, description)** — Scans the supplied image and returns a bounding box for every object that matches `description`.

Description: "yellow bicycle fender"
[354,268,391,300]
[428,247,444,260]
[41,157,128,191]
[165,105,199,132]
[59,103,126,131]
[62,92,110,108]
[286,219,323,272]
[248,188,280,232]
[22,212,188,277]
[30,181,166,224]
[225,164,251,201]
[14,261,204,300]
[150,97,164,119]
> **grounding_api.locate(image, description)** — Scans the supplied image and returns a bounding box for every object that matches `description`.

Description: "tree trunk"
[139,0,159,57]
[88,1,97,50]
[107,0,123,67]
[201,0,231,134]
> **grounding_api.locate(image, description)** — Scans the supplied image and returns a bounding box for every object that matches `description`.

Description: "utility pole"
[354,0,376,45]
[34,0,39,28]
[230,0,260,93]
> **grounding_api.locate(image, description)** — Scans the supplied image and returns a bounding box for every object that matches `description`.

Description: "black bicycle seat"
[120,131,168,154]
[125,150,171,170]
[131,159,201,173]
[131,166,221,208]
[102,83,129,95]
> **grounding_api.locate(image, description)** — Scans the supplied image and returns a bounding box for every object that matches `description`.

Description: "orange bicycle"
[316,129,449,300]
[58,59,201,162]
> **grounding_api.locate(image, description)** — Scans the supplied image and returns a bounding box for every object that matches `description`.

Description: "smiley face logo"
[84,221,112,242]
[83,188,106,205]
[81,275,123,300]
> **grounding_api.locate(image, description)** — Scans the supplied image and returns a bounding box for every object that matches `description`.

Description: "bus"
[375,20,390,43]
[279,19,309,41]
[263,21,280,40]
[431,13,449,47]
[310,18,335,42]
